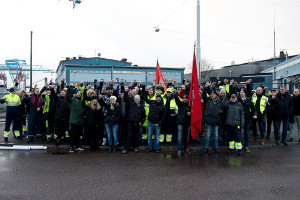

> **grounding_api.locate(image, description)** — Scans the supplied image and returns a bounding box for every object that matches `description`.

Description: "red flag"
[155,60,167,91]
[189,51,202,140]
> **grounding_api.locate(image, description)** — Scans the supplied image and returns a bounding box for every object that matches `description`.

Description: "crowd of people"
[1,77,299,156]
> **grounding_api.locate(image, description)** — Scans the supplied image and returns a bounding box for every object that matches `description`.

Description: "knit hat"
[156,94,162,98]
[75,89,81,94]
[9,88,14,92]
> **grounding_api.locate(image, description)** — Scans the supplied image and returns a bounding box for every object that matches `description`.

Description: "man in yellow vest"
[0,88,22,142]
[142,86,156,140]
[251,86,268,145]
[161,88,178,143]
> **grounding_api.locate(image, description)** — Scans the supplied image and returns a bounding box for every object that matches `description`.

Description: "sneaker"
[281,141,288,146]
[155,149,160,153]
[121,150,127,154]
[177,151,182,156]
[134,147,139,153]
[266,135,270,140]
[4,137,8,142]
[69,147,75,153]
[238,151,242,156]
[244,147,250,153]
[202,148,209,153]
[276,140,280,145]
[108,146,113,153]
[214,148,220,153]
[146,149,152,153]
[287,138,293,142]
[76,146,84,151]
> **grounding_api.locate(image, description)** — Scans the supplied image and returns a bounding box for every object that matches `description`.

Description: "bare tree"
[184,58,215,78]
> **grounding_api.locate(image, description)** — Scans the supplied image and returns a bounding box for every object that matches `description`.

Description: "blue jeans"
[205,125,218,148]
[244,122,250,147]
[147,122,160,151]
[274,119,288,142]
[251,115,266,138]
[105,124,119,146]
[177,124,189,151]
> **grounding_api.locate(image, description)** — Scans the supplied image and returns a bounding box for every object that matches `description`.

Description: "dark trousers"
[87,125,100,151]
[70,124,83,148]
[5,114,20,133]
[55,119,66,141]
[124,122,140,150]
[119,119,127,146]
[28,112,42,138]
[274,119,288,142]
[267,114,275,136]
[251,115,266,138]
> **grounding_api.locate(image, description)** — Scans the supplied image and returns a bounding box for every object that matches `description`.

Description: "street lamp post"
[196,0,201,82]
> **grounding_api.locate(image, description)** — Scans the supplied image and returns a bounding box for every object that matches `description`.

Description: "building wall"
[62,66,184,86]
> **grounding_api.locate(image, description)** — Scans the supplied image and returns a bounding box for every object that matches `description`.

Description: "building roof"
[56,57,133,73]
[261,54,300,73]
[63,64,185,71]
[222,55,298,69]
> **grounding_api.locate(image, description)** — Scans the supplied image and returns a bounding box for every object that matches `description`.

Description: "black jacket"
[143,94,165,126]
[124,92,146,124]
[99,98,121,126]
[270,92,293,121]
[84,105,104,127]
[52,88,70,121]
[238,97,257,121]
[292,95,300,116]
[174,94,190,125]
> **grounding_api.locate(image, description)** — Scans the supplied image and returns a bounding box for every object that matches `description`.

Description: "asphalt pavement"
[0,118,300,200]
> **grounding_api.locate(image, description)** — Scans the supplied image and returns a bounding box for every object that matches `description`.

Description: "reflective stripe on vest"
[43,95,50,113]
[229,141,235,149]
[163,98,178,114]
[3,93,21,107]
[252,94,268,114]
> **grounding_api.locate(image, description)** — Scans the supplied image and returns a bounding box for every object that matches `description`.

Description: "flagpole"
[196,0,201,83]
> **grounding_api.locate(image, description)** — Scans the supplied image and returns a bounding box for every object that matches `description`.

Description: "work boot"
[244,147,250,153]
[55,139,61,146]
[4,137,8,142]
[108,146,113,153]
[251,136,257,142]
[202,148,209,153]
[16,136,22,140]
[146,149,152,153]
[260,138,265,145]
[226,149,233,154]
[214,148,220,153]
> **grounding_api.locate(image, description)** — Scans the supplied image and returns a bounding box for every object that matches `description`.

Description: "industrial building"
[208,52,297,78]
[56,57,185,85]
[262,54,300,90]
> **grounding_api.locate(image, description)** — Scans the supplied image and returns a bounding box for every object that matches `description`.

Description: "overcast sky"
[1,0,300,74]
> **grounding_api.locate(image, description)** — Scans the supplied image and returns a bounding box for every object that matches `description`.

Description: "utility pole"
[30,31,33,90]
[196,0,201,82]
